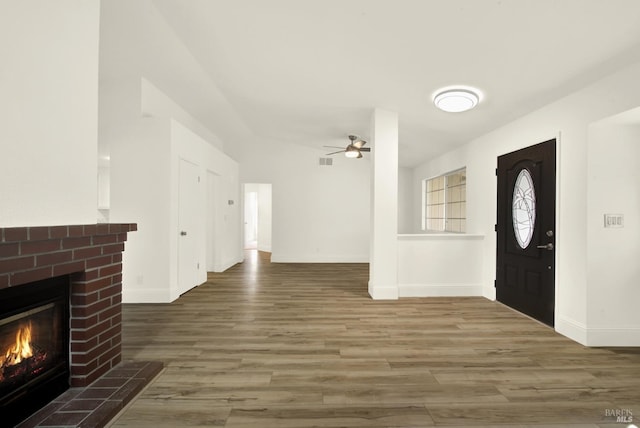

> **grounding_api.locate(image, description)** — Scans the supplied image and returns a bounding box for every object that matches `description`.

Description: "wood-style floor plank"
[110,251,640,427]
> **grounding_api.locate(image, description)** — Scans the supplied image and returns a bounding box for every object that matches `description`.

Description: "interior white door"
[206,171,217,272]
[178,158,200,296]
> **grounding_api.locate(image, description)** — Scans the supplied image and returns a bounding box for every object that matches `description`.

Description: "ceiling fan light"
[434,88,480,113]
[344,147,360,158]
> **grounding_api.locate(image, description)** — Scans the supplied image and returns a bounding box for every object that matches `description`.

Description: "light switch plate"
[604,214,624,228]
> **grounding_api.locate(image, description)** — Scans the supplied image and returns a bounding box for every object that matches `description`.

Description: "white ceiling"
[150,0,640,167]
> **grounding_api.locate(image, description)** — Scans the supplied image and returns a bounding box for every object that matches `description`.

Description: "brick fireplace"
[0,223,136,388]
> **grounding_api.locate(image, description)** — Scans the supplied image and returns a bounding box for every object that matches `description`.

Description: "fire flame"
[4,322,33,366]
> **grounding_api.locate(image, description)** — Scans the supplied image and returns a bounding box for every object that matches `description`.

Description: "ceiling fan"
[325,135,370,158]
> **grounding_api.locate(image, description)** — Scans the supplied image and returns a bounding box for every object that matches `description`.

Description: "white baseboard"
[214,256,243,272]
[585,326,640,346]
[271,253,369,263]
[398,283,483,297]
[555,315,588,345]
[122,288,172,304]
[483,286,496,301]
[368,281,398,300]
[518,314,640,347]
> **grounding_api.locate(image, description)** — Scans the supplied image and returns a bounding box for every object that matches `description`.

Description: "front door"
[496,139,556,326]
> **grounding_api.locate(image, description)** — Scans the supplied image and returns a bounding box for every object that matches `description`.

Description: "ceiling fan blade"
[325,150,346,155]
[359,147,371,152]
[323,145,346,149]
[353,140,367,149]
[356,151,363,158]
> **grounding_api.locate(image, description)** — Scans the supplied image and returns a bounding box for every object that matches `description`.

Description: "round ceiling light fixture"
[433,88,480,113]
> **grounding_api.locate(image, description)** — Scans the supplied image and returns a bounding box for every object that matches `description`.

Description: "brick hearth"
[0,223,136,387]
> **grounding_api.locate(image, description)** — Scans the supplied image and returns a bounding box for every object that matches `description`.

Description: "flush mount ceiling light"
[433,88,480,113]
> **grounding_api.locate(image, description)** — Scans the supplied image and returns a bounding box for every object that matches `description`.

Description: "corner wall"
[586,118,640,345]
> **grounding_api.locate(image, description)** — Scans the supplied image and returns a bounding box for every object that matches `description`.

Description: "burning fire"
[4,322,33,366]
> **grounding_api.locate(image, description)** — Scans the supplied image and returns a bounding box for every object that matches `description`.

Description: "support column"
[368,109,399,299]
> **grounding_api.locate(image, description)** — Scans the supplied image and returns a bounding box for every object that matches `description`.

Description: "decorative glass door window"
[512,169,536,248]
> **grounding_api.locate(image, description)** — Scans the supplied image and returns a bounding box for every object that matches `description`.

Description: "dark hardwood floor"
[111,250,639,427]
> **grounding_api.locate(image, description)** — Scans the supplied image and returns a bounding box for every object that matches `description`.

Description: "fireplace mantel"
[0,223,136,387]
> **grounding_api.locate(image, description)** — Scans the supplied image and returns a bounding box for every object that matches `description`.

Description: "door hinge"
[494,280,497,288]
[494,224,497,232]
[197,262,200,269]
[495,168,498,176]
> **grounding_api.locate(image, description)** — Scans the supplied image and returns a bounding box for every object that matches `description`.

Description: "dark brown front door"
[496,139,556,326]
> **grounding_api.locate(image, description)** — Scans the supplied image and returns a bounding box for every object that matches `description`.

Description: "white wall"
[240,139,370,262]
[586,119,640,345]
[100,1,242,303]
[110,118,240,303]
[397,167,414,233]
[99,0,251,162]
[410,59,640,346]
[398,234,484,297]
[110,118,172,302]
[142,78,224,153]
[0,1,100,226]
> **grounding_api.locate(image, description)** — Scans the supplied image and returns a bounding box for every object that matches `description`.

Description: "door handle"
[537,243,554,250]
[180,231,188,236]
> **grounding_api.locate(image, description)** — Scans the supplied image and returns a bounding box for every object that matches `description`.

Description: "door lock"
[536,243,554,250]
[180,231,188,236]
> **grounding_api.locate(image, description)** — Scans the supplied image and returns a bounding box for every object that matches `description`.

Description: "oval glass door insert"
[512,169,536,249]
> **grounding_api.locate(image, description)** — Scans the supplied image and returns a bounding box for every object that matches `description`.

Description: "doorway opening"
[243,183,272,253]
[244,190,258,250]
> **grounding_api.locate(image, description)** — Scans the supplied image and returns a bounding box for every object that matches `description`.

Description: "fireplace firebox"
[0,274,70,427]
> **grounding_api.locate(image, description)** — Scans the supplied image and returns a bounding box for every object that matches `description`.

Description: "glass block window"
[423,168,466,232]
